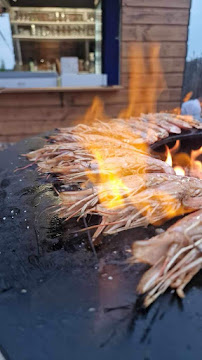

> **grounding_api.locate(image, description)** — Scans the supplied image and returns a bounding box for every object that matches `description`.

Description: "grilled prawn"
[132,210,202,307]
[57,175,202,241]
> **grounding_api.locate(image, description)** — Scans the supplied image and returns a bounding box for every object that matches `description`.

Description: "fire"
[79,80,149,209]
[75,43,201,227]
[161,92,193,115]
[80,43,167,210]
[174,166,185,176]
[119,43,166,118]
[190,146,202,179]
[183,91,193,102]
[88,149,129,209]
[165,146,172,167]
[165,142,202,178]
[165,143,185,176]
[78,96,137,209]
[170,140,180,154]
[83,96,107,123]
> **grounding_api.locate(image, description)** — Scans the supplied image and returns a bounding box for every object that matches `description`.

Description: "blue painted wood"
[102,0,120,85]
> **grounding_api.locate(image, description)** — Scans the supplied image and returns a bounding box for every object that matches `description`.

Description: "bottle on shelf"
[79,59,84,72]
[89,52,95,73]
[84,59,90,72]
[28,58,36,72]
[31,24,36,36]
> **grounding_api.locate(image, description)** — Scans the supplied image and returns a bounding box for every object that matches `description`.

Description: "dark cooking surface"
[151,128,202,151]
[0,135,202,360]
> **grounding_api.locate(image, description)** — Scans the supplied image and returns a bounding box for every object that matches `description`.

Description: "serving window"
[0,0,120,88]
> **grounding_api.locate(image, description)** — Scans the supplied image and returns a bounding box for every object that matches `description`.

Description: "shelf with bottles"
[11,21,95,25]
[12,23,96,40]
[16,52,96,74]
[10,7,98,24]
[12,35,95,41]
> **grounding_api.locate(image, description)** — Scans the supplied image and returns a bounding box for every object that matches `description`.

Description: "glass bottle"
[89,52,95,73]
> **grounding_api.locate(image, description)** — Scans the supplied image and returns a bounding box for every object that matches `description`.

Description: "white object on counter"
[60,57,79,74]
[0,71,58,88]
[61,73,107,87]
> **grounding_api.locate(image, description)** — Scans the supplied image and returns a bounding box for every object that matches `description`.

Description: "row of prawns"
[26,113,202,306]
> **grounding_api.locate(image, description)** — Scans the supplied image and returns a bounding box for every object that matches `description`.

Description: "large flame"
[87,149,129,209]
[120,43,166,118]
[165,145,185,176]
[78,96,133,209]
[82,96,107,124]
[165,146,173,167]
[190,146,202,179]
[78,64,153,209]
[165,142,202,178]
[75,44,200,226]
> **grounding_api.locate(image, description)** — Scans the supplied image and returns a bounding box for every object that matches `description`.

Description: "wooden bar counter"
[0,0,191,143]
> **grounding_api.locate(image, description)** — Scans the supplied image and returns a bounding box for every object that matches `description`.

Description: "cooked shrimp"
[132,210,202,307]
[59,175,202,241]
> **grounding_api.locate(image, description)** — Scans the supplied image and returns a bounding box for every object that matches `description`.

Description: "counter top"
[0,85,122,94]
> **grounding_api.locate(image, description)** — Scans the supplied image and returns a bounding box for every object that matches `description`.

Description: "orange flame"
[120,43,166,118]
[190,147,202,179]
[87,149,129,209]
[161,92,193,115]
[165,146,172,167]
[74,44,200,228]
[77,96,142,209]
[174,166,185,176]
[166,141,185,176]
[183,91,193,103]
[80,96,107,124]
[165,142,202,178]
[170,140,180,154]
[84,43,167,210]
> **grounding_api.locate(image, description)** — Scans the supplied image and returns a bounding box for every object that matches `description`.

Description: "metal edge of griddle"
[150,128,202,150]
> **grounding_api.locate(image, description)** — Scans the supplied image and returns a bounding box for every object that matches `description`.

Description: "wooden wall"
[0,0,191,142]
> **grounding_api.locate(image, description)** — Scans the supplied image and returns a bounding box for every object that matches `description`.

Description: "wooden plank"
[122,42,187,58]
[0,101,179,143]
[0,107,67,122]
[0,133,45,141]
[157,102,180,111]
[123,0,191,8]
[122,25,188,42]
[0,106,87,122]
[66,91,127,106]
[0,93,61,107]
[105,102,180,117]
[0,119,77,136]
[121,73,184,88]
[0,103,181,141]
[122,7,189,25]
[121,58,185,74]
[0,86,122,94]
[0,135,22,143]
[71,88,182,106]
[159,89,182,102]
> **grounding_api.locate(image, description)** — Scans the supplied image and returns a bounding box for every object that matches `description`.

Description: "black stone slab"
[151,129,202,152]
[0,135,201,360]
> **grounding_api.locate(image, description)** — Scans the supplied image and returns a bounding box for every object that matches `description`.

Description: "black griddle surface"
[0,135,202,360]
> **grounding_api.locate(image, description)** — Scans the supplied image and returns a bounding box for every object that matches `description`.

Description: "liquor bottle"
[89,52,95,73]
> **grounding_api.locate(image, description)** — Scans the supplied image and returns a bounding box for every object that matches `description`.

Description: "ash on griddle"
[42,213,100,253]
